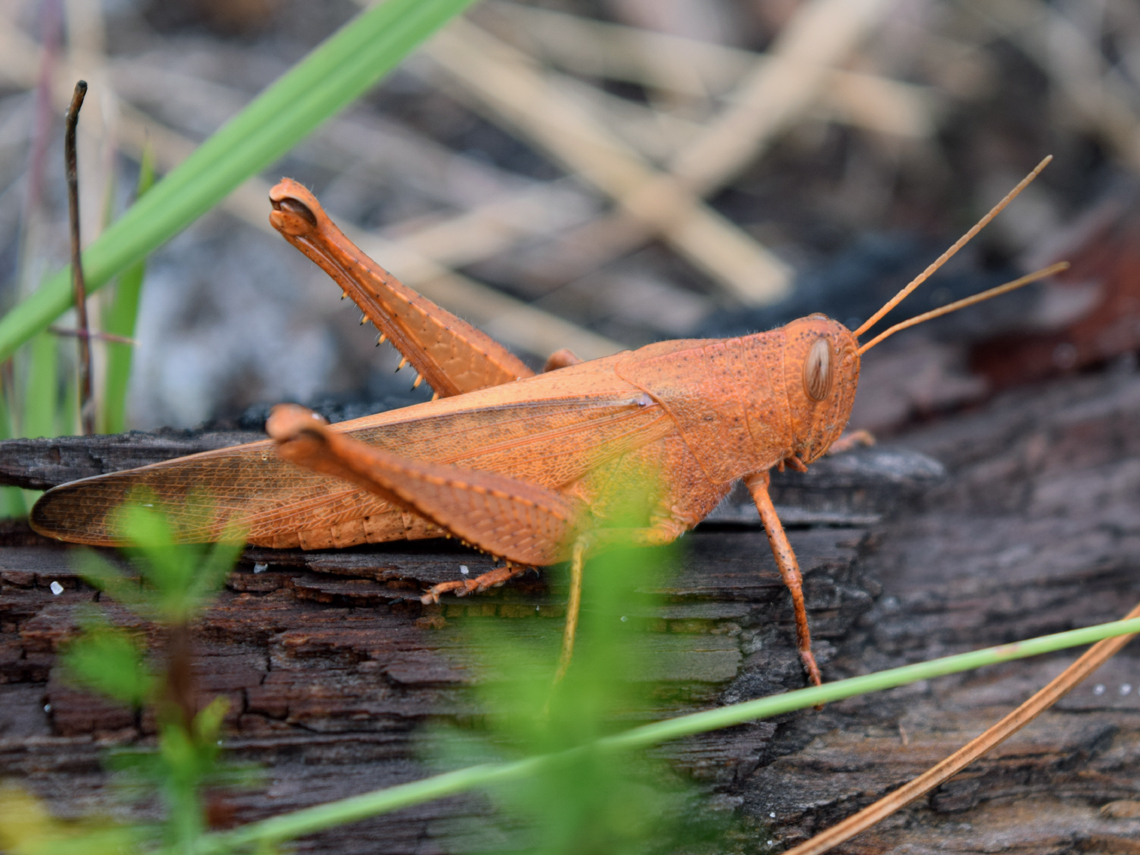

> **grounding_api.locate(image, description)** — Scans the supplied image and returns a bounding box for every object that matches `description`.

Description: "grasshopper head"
[782,314,860,464]
[774,157,1060,468]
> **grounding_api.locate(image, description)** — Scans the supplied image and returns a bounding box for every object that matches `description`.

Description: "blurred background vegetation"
[0,0,1138,435]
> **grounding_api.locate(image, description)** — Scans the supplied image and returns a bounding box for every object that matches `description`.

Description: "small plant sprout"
[59,496,246,852]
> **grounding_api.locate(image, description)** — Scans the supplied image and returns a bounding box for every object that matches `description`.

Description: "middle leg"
[744,470,822,687]
[549,523,685,683]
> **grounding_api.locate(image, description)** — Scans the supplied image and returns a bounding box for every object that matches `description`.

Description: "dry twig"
[421,18,793,305]
[423,0,894,303]
[64,79,93,435]
[978,0,1140,170]
[486,0,934,140]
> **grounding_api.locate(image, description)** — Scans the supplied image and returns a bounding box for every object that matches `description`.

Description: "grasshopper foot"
[421,580,474,604]
[468,565,526,594]
[801,649,823,688]
[420,565,528,604]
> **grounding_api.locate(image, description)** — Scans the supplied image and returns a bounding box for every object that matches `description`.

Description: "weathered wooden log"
[2,370,1139,853]
[0,397,423,491]
[0,430,262,491]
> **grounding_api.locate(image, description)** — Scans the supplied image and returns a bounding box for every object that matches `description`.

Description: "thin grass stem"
[100,145,155,434]
[191,615,1140,853]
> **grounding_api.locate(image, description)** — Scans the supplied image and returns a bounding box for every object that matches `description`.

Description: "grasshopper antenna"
[853,155,1053,341]
[856,261,1069,356]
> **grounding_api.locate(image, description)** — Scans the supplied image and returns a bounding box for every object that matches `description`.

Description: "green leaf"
[0,390,27,519]
[22,333,58,439]
[0,0,478,365]
[74,497,244,622]
[0,784,146,855]
[73,550,151,613]
[60,620,155,707]
[191,697,230,757]
[110,499,243,622]
[189,537,246,610]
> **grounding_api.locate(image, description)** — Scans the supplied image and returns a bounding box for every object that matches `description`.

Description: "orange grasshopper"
[29,158,1063,685]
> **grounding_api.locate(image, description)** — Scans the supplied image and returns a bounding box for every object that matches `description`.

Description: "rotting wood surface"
[2,370,1140,853]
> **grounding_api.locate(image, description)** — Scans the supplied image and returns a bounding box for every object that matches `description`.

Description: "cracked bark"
[2,370,1139,853]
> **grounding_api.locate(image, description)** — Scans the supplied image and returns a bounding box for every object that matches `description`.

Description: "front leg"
[743,470,822,687]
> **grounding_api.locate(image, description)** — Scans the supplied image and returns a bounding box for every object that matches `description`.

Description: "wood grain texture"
[0,430,263,491]
[2,369,1140,852]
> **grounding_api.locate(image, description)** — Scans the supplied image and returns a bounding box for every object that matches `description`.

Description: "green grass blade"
[191,616,1140,853]
[0,0,477,364]
[60,372,77,438]
[0,388,26,518]
[100,146,156,434]
[0,488,24,519]
[603,616,1140,750]
[9,333,59,513]
[23,332,57,439]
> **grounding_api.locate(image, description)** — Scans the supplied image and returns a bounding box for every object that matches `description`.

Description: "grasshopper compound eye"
[272,196,318,226]
[804,337,833,402]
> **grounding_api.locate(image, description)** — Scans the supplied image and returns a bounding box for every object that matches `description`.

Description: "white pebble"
[769,812,776,818]
[460,565,469,575]
[1121,683,1133,696]
[43,704,51,713]
[253,563,268,574]
[50,581,63,596]
[1094,684,1106,696]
